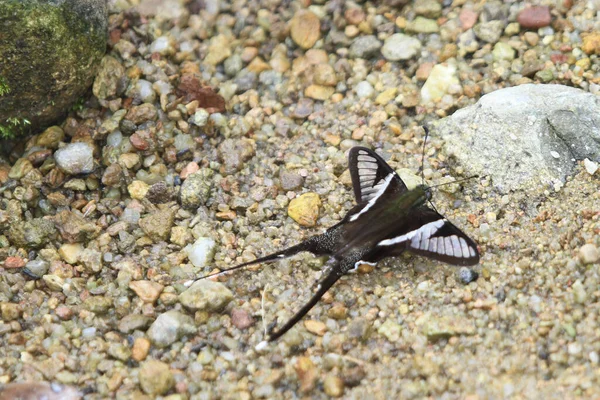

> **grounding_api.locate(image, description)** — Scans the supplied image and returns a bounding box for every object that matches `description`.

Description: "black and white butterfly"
[186,145,479,345]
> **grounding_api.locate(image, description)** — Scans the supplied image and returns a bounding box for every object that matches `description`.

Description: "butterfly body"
[189,146,480,343]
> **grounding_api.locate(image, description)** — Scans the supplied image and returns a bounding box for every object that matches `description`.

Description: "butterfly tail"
[266,268,343,342]
[184,239,320,285]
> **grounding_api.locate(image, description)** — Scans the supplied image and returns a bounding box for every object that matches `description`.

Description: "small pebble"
[458,267,479,284]
[579,244,599,265]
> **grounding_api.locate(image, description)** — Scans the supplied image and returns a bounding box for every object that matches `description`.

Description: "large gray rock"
[436,84,600,194]
[0,0,107,138]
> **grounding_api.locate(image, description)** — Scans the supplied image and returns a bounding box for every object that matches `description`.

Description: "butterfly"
[186,144,480,346]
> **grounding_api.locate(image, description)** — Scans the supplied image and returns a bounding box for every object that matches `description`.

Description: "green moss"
[0,0,107,136]
[0,117,31,139]
[0,77,9,96]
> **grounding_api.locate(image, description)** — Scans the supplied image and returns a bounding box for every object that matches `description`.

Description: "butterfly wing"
[374,207,480,266]
[348,147,408,204]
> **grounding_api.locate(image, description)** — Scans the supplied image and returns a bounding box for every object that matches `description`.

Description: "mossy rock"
[0,0,108,138]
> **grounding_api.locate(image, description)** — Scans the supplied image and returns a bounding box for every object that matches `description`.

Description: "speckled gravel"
[0,0,600,398]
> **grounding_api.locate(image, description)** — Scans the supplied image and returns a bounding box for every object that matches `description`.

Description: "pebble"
[459,9,478,30]
[4,256,25,269]
[349,35,382,59]
[584,158,598,175]
[0,382,80,400]
[458,267,479,284]
[93,56,125,100]
[147,310,195,347]
[125,103,157,124]
[127,79,156,104]
[473,20,505,43]
[492,42,516,61]
[280,170,304,191]
[421,63,459,103]
[323,375,345,398]
[179,168,214,209]
[290,10,321,49]
[517,6,552,29]
[132,337,151,362]
[406,17,439,33]
[582,33,600,55]
[355,81,375,98]
[287,192,321,227]
[295,356,318,393]
[304,84,334,102]
[413,0,441,18]
[378,319,401,342]
[54,142,95,175]
[37,126,65,149]
[179,279,233,311]
[24,259,49,277]
[118,314,153,333]
[218,138,255,175]
[127,180,149,200]
[139,208,176,241]
[129,280,164,303]
[381,33,421,61]
[304,319,327,336]
[231,308,254,329]
[579,244,599,265]
[184,237,216,268]
[58,243,83,264]
[139,360,174,396]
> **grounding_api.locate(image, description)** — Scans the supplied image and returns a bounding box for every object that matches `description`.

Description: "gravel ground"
[0,0,599,398]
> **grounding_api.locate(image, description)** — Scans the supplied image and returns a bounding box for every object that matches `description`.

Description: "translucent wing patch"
[376,209,479,266]
[348,147,407,204]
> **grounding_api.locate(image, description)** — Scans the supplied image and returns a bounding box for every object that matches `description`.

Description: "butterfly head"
[415,184,433,202]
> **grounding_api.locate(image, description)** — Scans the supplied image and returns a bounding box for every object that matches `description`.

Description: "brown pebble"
[4,256,25,269]
[582,32,600,55]
[132,337,151,361]
[55,305,74,320]
[517,6,552,29]
[129,280,164,303]
[295,356,318,393]
[304,319,327,336]
[459,9,478,30]
[180,162,199,179]
[345,8,365,25]
[231,308,254,329]
[416,62,434,81]
[290,10,321,49]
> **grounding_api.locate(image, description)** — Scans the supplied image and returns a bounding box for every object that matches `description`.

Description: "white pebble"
[579,244,599,264]
[550,151,560,159]
[184,237,216,268]
[355,81,375,98]
[584,158,598,175]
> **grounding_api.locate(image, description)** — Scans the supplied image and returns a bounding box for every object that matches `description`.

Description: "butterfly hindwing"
[376,207,479,266]
[348,147,408,204]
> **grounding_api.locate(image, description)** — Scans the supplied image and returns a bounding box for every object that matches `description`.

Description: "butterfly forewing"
[348,147,407,204]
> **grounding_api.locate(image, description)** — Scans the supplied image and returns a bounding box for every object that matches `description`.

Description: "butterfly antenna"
[420,126,429,185]
[429,174,480,189]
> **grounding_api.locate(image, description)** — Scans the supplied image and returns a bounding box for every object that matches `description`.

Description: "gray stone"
[0,0,107,137]
[179,169,214,209]
[435,84,600,194]
[217,138,256,175]
[473,20,505,43]
[93,56,126,100]
[54,143,95,175]
[381,34,422,61]
[349,35,382,59]
[147,310,196,348]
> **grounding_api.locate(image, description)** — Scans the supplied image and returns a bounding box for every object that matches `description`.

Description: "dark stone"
[0,0,108,138]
